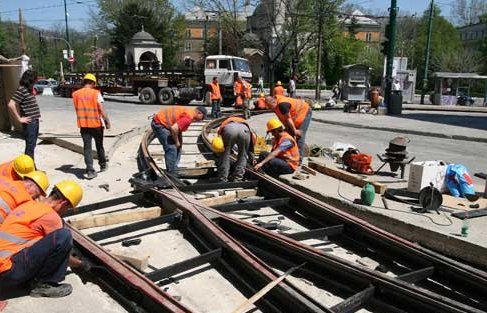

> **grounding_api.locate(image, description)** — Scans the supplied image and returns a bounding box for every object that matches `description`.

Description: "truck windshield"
[232,59,250,72]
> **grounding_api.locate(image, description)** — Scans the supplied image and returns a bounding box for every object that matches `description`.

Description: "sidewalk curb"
[312,118,487,143]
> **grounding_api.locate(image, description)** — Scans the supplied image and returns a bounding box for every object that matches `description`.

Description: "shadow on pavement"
[55,164,86,180]
[398,113,487,131]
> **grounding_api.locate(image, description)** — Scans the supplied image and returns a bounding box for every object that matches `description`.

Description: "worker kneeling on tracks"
[213,116,256,182]
[72,73,111,180]
[254,119,299,178]
[152,106,207,174]
[0,171,50,224]
[0,180,83,298]
[0,154,35,181]
[264,95,312,164]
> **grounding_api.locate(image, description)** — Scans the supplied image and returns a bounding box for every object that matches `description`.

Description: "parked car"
[34,79,58,94]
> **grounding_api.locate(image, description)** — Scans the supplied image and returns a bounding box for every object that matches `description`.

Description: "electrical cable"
[336,180,453,227]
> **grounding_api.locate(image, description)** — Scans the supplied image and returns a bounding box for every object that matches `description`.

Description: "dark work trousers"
[211,100,221,118]
[258,152,293,178]
[80,127,107,173]
[0,228,72,289]
[218,123,251,182]
[23,119,39,160]
[151,120,181,173]
[297,108,312,164]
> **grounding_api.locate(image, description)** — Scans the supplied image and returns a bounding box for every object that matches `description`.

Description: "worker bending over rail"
[0,155,35,181]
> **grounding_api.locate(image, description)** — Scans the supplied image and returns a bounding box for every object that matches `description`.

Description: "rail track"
[65,114,487,313]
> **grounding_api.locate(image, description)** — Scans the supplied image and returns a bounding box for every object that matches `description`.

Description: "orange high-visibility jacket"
[0,161,19,181]
[0,200,61,273]
[210,82,222,100]
[255,97,266,109]
[273,85,285,96]
[272,132,299,171]
[73,87,102,128]
[243,81,252,98]
[218,116,256,146]
[154,106,195,130]
[233,81,244,106]
[0,177,33,223]
[274,95,309,129]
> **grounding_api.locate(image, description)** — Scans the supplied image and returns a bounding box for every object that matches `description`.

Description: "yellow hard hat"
[13,154,35,177]
[211,136,225,153]
[84,73,97,84]
[266,118,284,132]
[259,93,265,98]
[23,170,49,196]
[55,180,83,208]
[276,81,282,86]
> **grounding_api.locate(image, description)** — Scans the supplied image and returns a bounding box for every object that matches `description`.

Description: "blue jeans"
[211,100,221,118]
[23,119,39,160]
[258,152,293,178]
[0,228,72,288]
[297,108,312,164]
[151,120,180,173]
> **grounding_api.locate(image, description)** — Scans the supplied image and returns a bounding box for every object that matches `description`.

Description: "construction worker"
[151,106,207,173]
[0,171,49,223]
[288,75,297,98]
[209,77,222,118]
[213,116,256,182]
[254,93,266,110]
[264,95,312,164]
[0,155,35,181]
[254,119,299,178]
[72,73,111,180]
[273,81,285,97]
[233,76,252,119]
[0,180,83,298]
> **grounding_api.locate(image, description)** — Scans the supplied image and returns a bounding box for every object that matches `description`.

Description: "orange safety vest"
[243,81,252,99]
[154,106,195,130]
[0,161,19,181]
[0,177,33,223]
[255,97,266,110]
[218,116,256,146]
[72,87,102,128]
[272,132,299,171]
[0,201,61,273]
[233,81,244,106]
[210,82,222,100]
[273,85,285,96]
[274,95,309,129]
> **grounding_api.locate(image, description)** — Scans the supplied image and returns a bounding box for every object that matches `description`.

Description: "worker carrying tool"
[0,171,49,224]
[254,93,266,110]
[273,81,285,97]
[212,116,256,182]
[233,76,252,119]
[254,119,299,178]
[152,106,207,174]
[72,73,111,180]
[0,155,35,181]
[209,77,222,118]
[264,95,312,164]
[0,180,84,298]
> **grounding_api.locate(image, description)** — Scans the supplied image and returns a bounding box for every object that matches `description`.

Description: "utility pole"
[315,1,324,101]
[204,15,209,59]
[63,0,73,72]
[420,0,434,104]
[218,13,222,55]
[384,0,398,109]
[18,9,26,55]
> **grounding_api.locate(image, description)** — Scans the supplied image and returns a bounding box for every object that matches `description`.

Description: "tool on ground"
[381,196,390,209]
[122,238,142,247]
[376,137,415,179]
[360,183,375,205]
[418,184,443,214]
[342,148,373,175]
[98,183,110,192]
[230,262,306,313]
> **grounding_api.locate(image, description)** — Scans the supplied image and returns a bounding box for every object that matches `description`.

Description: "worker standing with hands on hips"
[212,116,256,182]
[264,95,312,164]
[254,119,299,178]
[72,73,110,180]
[210,77,222,118]
[0,155,35,181]
[0,180,84,298]
[151,106,207,174]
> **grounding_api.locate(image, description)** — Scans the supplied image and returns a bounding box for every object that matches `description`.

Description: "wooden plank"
[452,208,487,220]
[199,189,258,206]
[108,248,150,271]
[308,161,387,194]
[301,165,317,176]
[68,207,162,230]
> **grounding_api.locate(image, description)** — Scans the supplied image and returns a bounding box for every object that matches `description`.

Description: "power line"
[0,0,97,16]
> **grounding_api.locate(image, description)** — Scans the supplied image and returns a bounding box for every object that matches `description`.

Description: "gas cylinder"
[361,183,375,206]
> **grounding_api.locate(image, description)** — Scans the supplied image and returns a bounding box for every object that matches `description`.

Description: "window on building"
[365,32,372,42]
[184,41,192,51]
[186,29,191,38]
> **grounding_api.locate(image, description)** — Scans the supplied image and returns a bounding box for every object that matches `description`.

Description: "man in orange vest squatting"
[212,116,256,182]
[273,81,285,97]
[233,76,252,119]
[254,118,299,178]
[0,155,35,181]
[209,77,222,118]
[72,73,111,179]
[0,171,49,224]
[151,106,207,174]
[264,95,312,164]
[0,180,84,298]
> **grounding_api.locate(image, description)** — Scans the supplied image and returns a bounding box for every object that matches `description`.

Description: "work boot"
[30,282,73,298]
[100,164,108,172]
[85,171,97,180]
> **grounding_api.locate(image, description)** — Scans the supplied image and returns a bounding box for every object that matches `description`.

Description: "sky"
[0,0,455,31]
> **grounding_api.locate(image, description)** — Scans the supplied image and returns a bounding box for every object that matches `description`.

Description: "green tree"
[0,18,5,54]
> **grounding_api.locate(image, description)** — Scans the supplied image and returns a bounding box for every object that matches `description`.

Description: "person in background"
[257,76,264,93]
[233,76,252,119]
[288,75,296,98]
[254,93,266,110]
[0,155,35,181]
[273,81,285,97]
[209,77,222,118]
[393,77,401,91]
[8,70,41,160]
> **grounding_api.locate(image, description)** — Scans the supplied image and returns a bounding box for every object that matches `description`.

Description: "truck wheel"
[140,87,156,104]
[158,87,174,105]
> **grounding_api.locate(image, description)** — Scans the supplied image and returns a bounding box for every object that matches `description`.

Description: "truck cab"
[205,55,252,105]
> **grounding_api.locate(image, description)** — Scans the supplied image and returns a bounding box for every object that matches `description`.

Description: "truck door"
[217,59,233,86]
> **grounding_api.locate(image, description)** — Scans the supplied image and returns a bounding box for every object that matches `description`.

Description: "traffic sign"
[68,56,75,64]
